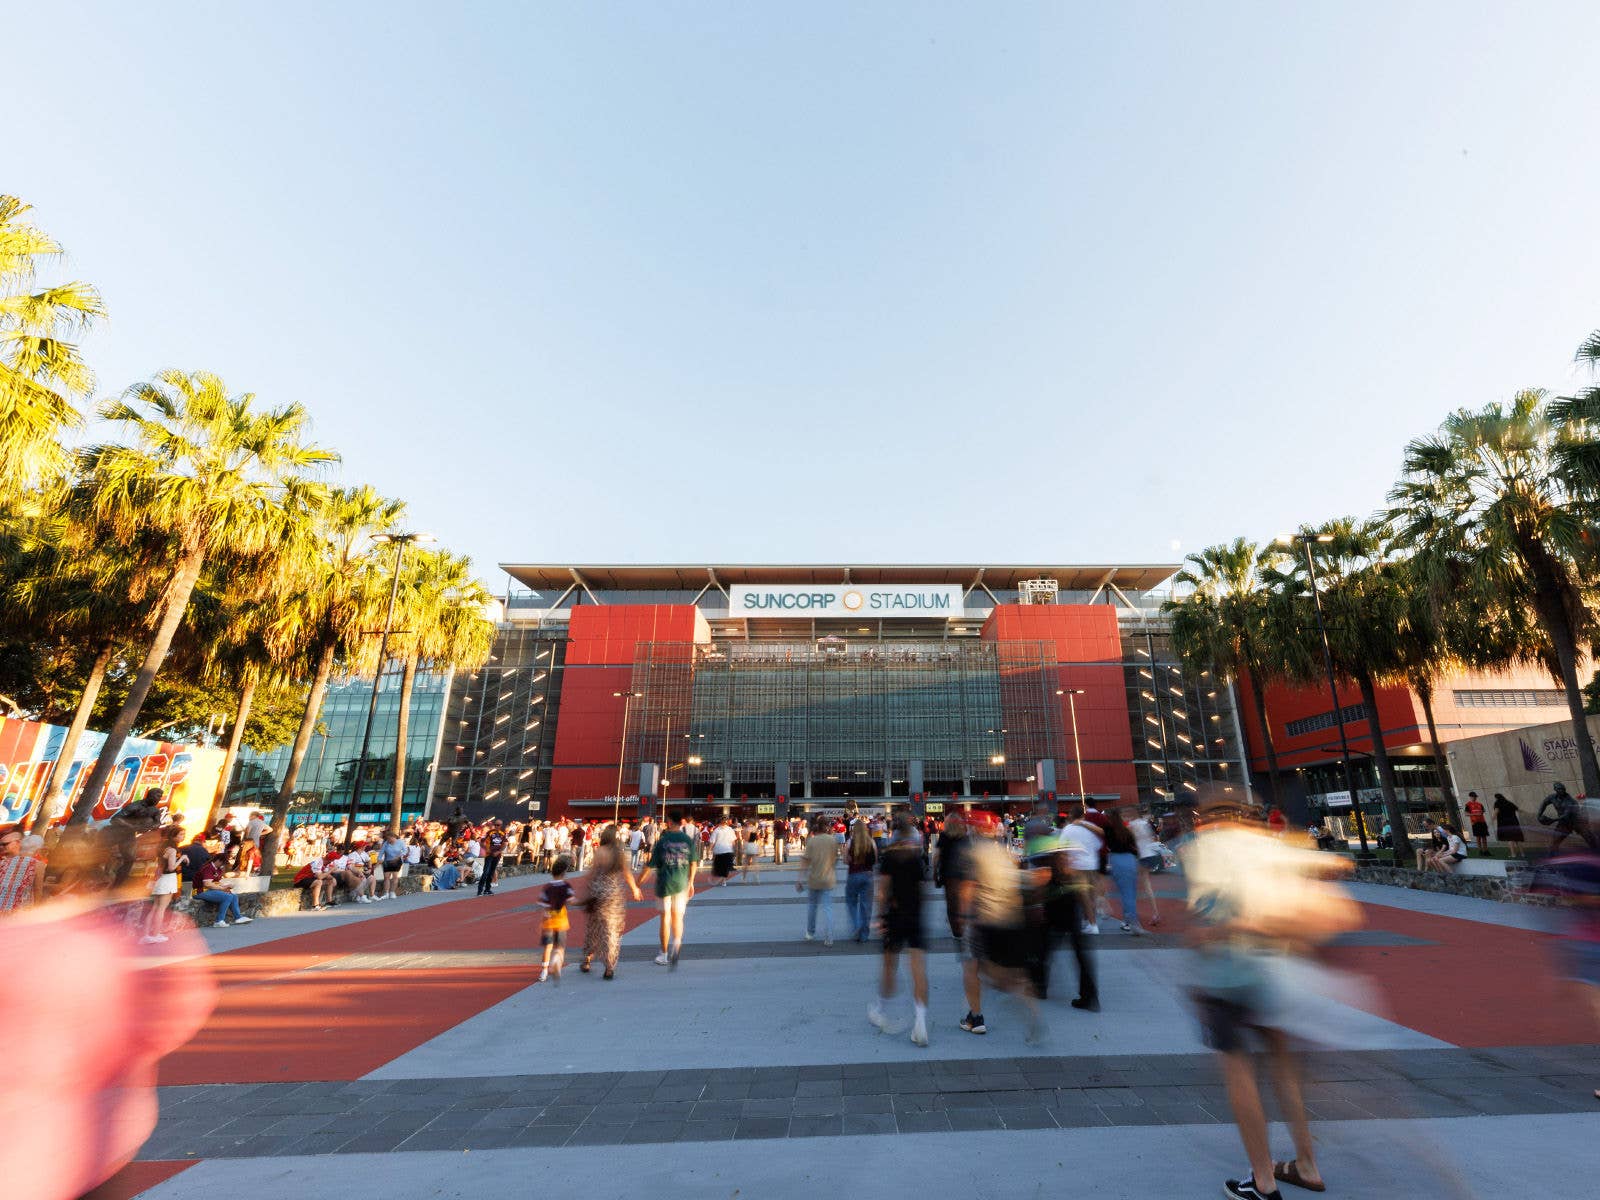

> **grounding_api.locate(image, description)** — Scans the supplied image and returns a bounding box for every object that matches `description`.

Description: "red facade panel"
[980,605,1139,807]
[1236,670,1422,770]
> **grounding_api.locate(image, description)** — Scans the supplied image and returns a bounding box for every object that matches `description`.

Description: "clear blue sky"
[16,2,1600,591]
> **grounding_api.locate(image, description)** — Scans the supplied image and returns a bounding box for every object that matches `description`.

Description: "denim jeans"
[845,872,873,939]
[199,889,241,923]
[1108,852,1140,927]
[806,887,834,940]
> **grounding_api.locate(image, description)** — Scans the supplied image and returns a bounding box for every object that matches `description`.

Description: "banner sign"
[730,584,963,619]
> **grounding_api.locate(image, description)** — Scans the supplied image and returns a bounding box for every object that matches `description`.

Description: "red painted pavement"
[83,1160,196,1200]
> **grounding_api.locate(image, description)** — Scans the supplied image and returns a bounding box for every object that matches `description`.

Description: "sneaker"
[1071,996,1101,1013]
[233,915,253,925]
[804,932,814,941]
[1120,922,1133,933]
[151,934,169,943]
[868,1002,907,1035]
[959,1012,988,1035]
[910,1017,929,1047]
[214,920,230,928]
[654,952,671,966]
[669,945,680,971]
[1082,923,1100,935]
[1223,1179,1282,1200]
[539,966,549,982]
[823,938,833,948]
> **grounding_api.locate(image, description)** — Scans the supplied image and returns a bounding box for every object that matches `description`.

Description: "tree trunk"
[1415,676,1460,828]
[205,670,258,831]
[30,638,115,832]
[260,641,336,876]
[67,545,208,826]
[1356,670,1409,867]
[1242,665,1282,806]
[1523,542,1600,797]
[390,652,417,833]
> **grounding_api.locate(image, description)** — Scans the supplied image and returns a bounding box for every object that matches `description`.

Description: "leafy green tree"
[65,372,336,825]
[0,195,105,495]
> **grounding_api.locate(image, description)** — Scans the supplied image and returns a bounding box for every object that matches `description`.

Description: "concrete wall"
[1443,711,1600,837]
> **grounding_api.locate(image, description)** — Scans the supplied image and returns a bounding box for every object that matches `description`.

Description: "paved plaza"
[99,865,1599,1200]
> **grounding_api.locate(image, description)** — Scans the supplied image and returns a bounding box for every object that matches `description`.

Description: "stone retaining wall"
[174,857,550,926]
[1352,863,1556,907]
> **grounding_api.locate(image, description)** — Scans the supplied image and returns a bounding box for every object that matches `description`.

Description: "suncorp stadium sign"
[729,584,964,619]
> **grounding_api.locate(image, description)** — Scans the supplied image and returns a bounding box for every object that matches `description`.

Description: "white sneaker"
[151,934,169,943]
[868,1002,890,1031]
[910,1017,929,1047]
[539,966,549,982]
[1082,923,1100,935]
[804,932,814,941]
[654,952,671,966]
[139,935,159,944]
[214,921,230,928]
[233,915,253,925]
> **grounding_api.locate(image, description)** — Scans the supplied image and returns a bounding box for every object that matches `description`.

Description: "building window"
[1452,688,1566,708]
[1284,704,1367,739]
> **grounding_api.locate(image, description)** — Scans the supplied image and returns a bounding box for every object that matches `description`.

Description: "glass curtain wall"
[1123,621,1245,812]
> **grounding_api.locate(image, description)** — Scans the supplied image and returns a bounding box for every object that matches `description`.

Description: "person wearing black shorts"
[869,814,929,1046]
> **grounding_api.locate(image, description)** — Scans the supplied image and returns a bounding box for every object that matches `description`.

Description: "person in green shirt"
[638,809,700,968]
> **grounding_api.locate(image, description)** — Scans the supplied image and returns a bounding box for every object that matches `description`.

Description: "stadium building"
[429,564,1252,821]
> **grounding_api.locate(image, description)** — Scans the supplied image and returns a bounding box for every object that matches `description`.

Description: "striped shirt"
[0,855,41,914]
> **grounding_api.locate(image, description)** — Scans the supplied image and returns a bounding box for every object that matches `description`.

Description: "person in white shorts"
[637,810,700,968]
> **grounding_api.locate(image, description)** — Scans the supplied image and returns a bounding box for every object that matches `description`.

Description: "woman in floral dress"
[580,824,641,979]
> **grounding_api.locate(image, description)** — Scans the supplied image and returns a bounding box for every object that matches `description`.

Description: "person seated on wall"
[1414,819,1447,871]
[1423,823,1470,873]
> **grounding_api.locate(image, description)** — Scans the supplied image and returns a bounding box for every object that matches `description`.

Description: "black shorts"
[712,852,734,878]
[976,924,1028,970]
[1470,821,1489,838]
[882,918,925,954]
[1195,993,1270,1055]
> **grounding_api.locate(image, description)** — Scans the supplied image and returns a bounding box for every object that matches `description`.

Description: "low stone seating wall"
[173,857,550,927]
[1352,862,1553,906]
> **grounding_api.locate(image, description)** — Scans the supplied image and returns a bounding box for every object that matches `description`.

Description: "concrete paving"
[135,1113,1600,1199]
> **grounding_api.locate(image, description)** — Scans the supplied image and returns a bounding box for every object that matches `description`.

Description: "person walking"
[580,825,642,979]
[741,822,762,883]
[639,810,700,968]
[378,831,407,899]
[1126,808,1164,926]
[1056,802,1102,1010]
[1183,797,1357,1200]
[710,817,737,886]
[1494,793,1525,860]
[799,815,837,946]
[870,813,930,1046]
[1464,792,1491,856]
[1103,809,1147,935]
[844,819,878,941]
[478,819,507,896]
[773,815,789,864]
[537,857,574,983]
[935,812,986,1035]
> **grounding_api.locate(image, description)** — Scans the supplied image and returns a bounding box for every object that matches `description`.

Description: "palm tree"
[386,550,495,831]
[65,372,336,825]
[259,485,403,871]
[1164,539,1289,805]
[1389,387,1600,797]
[1263,520,1413,864]
[0,195,105,493]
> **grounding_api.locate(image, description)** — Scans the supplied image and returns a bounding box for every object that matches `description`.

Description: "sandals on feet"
[1273,1161,1325,1193]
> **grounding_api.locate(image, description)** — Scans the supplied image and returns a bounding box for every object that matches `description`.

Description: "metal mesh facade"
[623,640,1064,799]
[436,625,566,812]
[1123,622,1243,806]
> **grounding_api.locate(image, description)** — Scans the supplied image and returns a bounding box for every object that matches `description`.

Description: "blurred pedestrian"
[0,824,44,914]
[639,810,699,968]
[1184,798,1358,1200]
[844,819,878,940]
[537,857,574,983]
[1056,802,1102,1010]
[478,819,507,896]
[800,815,837,945]
[1103,809,1147,935]
[711,816,737,886]
[581,825,641,979]
[140,825,183,944]
[935,812,986,1034]
[870,813,929,1046]
[1493,793,1524,860]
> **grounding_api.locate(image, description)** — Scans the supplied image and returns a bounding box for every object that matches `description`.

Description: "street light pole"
[1057,688,1086,804]
[1288,532,1371,859]
[613,690,642,825]
[343,532,431,853]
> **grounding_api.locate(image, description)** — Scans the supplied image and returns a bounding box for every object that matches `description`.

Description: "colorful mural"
[0,715,225,838]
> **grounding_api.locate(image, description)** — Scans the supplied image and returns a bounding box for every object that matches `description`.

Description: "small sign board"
[925,802,945,814]
[757,803,774,815]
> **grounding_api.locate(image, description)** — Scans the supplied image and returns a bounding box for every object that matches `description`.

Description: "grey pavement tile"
[792,1096,846,1117]
[797,1064,844,1080]
[586,1102,648,1125]
[748,1077,799,1099]
[842,1063,889,1078]
[1147,1103,1221,1125]
[1303,1098,1377,1121]
[985,1090,1041,1108]
[945,1108,1005,1131]
[337,1131,414,1153]
[846,1113,898,1136]
[220,1135,301,1158]
[451,1091,514,1109]
[1102,1105,1165,1127]
[935,1092,994,1109]
[1083,1087,1144,1108]
[422,1108,487,1129]
[795,1078,844,1097]
[680,1119,740,1141]
[789,1116,845,1138]
[895,1111,953,1134]
[639,1100,698,1121]
[277,1131,356,1156]
[1051,1107,1115,1128]
[734,1117,791,1140]
[474,1107,543,1129]
[701,1081,752,1100]
[690,1100,745,1120]
[707,1067,757,1083]
[623,1121,686,1144]
[261,1114,340,1136]
[892,1094,937,1114]
[842,1094,893,1114]
[533,1105,594,1126]
[999,1107,1058,1129]
[558,1087,613,1105]
[397,1129,472,1153]
[741,1098,796,1118]
[652,1082,706,1102]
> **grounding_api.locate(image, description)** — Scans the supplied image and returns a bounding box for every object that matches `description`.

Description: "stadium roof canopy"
[500,563,1181,594]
